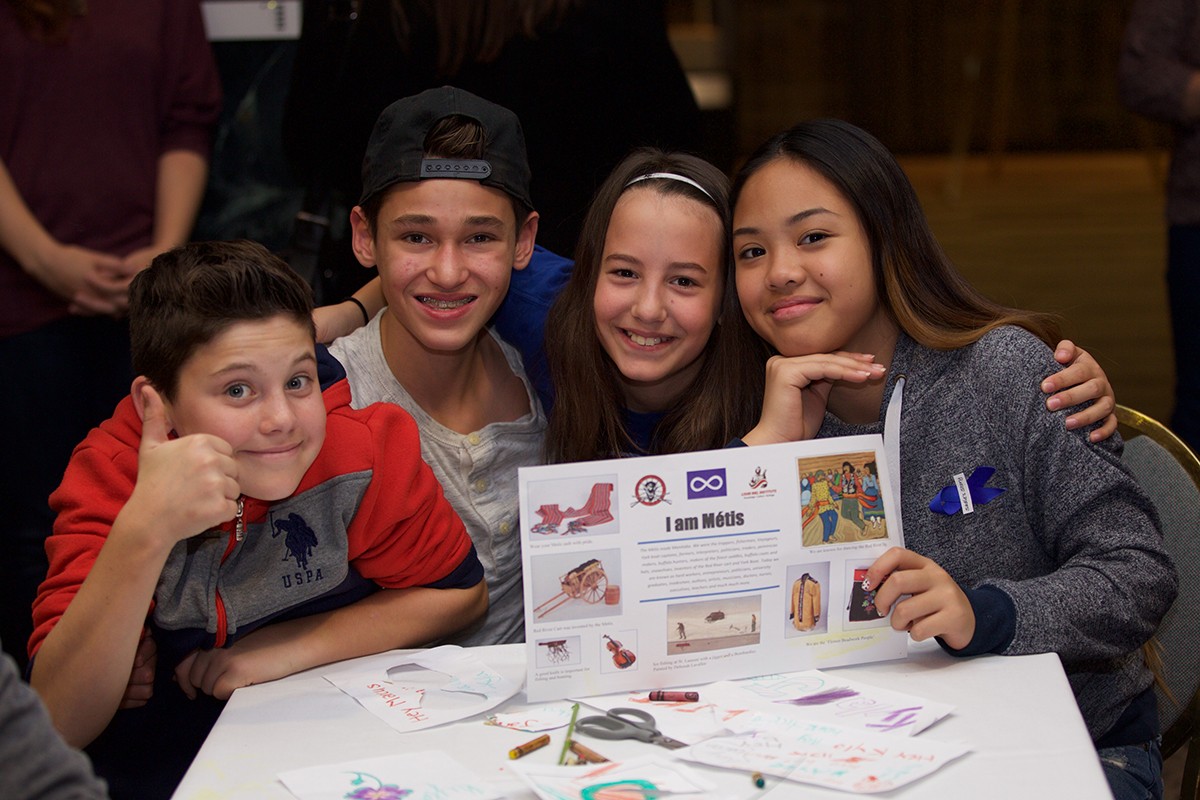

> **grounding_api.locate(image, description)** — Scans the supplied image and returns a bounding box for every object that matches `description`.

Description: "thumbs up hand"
[124,383,241,545]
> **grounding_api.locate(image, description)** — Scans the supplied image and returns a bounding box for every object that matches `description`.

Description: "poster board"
[519,435,906,702]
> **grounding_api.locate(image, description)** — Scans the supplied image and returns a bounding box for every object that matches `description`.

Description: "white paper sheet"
[710,669,954,735]
[323,645,523,732]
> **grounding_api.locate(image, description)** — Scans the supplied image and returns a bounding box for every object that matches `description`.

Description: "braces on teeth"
[421,297,471,310]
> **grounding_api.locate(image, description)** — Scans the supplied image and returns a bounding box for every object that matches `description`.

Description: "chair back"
[1116,404,1200,796]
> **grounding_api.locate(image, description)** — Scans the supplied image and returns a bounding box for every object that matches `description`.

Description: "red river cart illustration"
[534,558,609,618]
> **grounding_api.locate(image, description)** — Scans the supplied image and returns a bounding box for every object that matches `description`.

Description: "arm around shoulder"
[985,334,1176,661]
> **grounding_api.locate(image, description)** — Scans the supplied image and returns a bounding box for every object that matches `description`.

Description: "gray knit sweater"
[818,327,1178,741]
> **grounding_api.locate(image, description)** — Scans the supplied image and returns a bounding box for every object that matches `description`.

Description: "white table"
[171,640,1112,799]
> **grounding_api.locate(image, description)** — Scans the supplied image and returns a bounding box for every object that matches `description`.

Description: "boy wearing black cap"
[329,87,544,646]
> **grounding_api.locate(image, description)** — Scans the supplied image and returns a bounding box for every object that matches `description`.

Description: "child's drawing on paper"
[343,771,411,799]
[796,452,888,547]
[277,751,501,800]
[666,595,761,655]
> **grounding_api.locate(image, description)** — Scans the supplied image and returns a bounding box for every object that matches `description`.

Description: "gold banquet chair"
[1117,404,1200,800]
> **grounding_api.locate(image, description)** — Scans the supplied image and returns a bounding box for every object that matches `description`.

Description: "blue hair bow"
[929,466,1005,515]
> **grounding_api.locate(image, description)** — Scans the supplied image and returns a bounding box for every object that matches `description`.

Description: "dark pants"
[1168,226,1200,452]
[85,664,225,799]
[0,315,132,670]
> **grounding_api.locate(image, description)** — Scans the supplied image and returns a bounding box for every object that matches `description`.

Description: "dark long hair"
[387,0,580,77]
[730,119,1061,350]
[545,148,765,462]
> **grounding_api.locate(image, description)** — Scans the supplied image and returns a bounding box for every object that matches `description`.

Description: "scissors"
[574,707,688,749]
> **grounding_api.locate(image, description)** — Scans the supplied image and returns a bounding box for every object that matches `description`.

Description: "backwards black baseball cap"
[358,86,534,211]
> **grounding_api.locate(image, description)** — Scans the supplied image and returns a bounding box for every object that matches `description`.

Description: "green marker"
[557,702,581,765]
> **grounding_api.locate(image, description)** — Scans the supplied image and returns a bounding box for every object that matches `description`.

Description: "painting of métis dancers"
[796,451,887,547]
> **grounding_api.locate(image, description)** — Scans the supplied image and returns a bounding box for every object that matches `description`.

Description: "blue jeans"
[1098,738,1163,800]
[820,510,839,542]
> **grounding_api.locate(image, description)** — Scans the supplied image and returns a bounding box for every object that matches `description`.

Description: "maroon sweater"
[0,0,221,337]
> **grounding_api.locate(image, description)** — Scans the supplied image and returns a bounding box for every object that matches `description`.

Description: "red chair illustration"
[531,483,614,535]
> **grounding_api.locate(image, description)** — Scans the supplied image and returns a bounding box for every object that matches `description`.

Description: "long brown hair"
[388,0,579,77]
[545,148,766,463]
[730,119,1061,350]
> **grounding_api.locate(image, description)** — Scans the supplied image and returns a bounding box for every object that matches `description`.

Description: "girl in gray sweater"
[733,119,1177,800]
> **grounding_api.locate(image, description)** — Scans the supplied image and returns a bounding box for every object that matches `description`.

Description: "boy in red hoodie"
[27,240,486,798]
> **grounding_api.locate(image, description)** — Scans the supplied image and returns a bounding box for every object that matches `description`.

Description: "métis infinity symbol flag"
[687,468,726,499]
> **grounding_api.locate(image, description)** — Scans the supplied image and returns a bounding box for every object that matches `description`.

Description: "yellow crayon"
[509,733,551,759]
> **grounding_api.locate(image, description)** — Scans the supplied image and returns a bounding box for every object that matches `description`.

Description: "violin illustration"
[603,635,636,669]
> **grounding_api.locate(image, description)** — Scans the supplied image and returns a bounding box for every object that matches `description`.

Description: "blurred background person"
[0,0,221,669]
[1119,0,1200,453]
[282,0,703,300]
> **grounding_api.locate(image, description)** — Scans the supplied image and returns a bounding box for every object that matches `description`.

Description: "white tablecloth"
[171,640,1112,799]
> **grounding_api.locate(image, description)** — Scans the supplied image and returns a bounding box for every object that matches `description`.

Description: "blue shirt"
[491,245,574,414]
